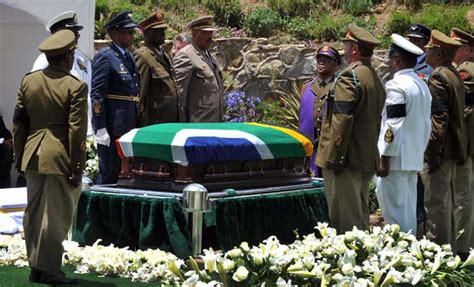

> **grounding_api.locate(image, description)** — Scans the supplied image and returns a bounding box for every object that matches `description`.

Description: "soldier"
[451,28,474,259]
[376,34,432,234]
[421,30,465,251]
[13,30,87,284]
[315,23,386,234]
[406,24,433,82]
[173,33,192,56]
[174,16,224,122]
[299,44,340,176]
[31,11,93,136]
[91,11,140,184]
[134,12,179,126]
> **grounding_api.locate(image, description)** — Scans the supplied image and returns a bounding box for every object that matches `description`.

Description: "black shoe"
[29,268,40,283]
[36,271,78,285]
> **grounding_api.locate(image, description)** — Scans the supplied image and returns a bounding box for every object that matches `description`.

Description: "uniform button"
[317,108,321,112]
[133,73,136,76]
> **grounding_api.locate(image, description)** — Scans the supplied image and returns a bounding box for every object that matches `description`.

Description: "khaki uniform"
[316,59,386,233]
[134,44,179,126]
[456,60,474,252]
[13,65,87,274]
[301,78,335,138]
[174,42,224,122]
[421,64,466,250]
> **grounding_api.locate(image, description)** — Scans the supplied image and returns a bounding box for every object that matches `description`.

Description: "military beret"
[186,16,218,31]
[105,10,138,31]
[46,11,83,33]
[450,28,474,46]
[426,30,461,50]
[139,12,167,31]
[406,24,431,39]
[342,23,380,49]
[316,44,341,65]
[389,34,423,57]
[38,29,76,57]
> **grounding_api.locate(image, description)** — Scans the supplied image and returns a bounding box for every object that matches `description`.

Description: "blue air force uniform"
[91,11,140,184]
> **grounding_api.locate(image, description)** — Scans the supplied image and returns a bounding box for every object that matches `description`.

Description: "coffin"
[116,123,313,191]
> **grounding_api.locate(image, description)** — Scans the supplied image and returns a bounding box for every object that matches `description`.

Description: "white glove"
[96,128,110,147]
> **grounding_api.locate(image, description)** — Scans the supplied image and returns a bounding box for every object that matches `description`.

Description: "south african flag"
[117,123,313,166]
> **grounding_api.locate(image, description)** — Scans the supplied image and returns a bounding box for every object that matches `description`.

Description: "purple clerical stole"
[298,80,319,175]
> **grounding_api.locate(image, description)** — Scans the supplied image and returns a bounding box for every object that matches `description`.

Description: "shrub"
[205,0,244,28]
[266,0,320,18]
[286,17,318,40]
[386,10,412,36]
[413,4,473,35]
[244,7,285,38]
[224,90,261,122]
[336,0,373,16]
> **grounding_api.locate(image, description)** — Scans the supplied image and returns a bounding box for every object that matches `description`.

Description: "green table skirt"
[73,187,328,258]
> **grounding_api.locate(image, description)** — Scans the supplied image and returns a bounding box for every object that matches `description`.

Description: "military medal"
[384,128,394,143]
[335,135,342,146]
[93,101,102,114]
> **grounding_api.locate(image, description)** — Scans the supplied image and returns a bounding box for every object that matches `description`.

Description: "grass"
[0,266,153,286]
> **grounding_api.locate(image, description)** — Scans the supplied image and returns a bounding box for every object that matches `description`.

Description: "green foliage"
[274,81,302,129]
[286,17,318,40]
[266,0,320,18]
[257,98,286,126]
[95,0,134,19]
[205,0,244,28]
[336,0,373,16]
[413,4,473,35]
[244,7,285,38]
[386,10,412,35]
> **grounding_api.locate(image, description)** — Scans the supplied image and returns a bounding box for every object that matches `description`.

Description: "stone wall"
[94,38,390,98]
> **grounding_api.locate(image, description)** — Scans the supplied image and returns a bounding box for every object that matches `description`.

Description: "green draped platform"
[73,186,328,258]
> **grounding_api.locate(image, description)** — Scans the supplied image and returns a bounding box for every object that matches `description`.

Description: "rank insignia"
[80,140,87,152]
[93,101,102,114]
[335,135,342,146]
[384,128,394,143]
[460,72,468,81]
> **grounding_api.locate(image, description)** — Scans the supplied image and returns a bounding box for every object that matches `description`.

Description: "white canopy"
[0,0,95,131]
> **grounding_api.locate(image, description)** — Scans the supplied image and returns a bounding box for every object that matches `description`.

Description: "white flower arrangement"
[1,224,473,286]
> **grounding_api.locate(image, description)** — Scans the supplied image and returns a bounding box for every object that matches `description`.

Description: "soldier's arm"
[134,50,150,120]
[173,51,193,122]
[12,80,29,172]
[69,82,88,176]
[426,72,449,167]
[379,79,407,157]
[90,52,110,132]
[327,69,358,169]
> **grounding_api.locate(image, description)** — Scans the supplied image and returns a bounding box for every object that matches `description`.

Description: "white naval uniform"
[376,68,432,234]
[31,50,93,136]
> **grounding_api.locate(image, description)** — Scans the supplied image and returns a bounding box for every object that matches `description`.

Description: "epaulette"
[24,70,41,77]
[67,73,81,82]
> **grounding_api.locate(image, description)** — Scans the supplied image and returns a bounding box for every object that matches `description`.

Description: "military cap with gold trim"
[342,23,380,50]
[426,30,461,50]
[38,29,77,57]
[139,12,167,31]
[186,16,218,31]
[450,28,474,46]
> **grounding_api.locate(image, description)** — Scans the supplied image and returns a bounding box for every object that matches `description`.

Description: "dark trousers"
[97,139,121,184]
[0,143,13,188]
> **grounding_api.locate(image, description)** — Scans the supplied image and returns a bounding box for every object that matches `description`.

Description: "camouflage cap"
[450,28,474,46]
[342,23,380,50]
[426,30,461,50]
[186,16,218,32]
[38,29,76,57]
[139,12,167,31]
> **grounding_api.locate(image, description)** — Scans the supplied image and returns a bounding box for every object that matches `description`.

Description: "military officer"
[315,23,386,234]
[376,34,432,234]
[299,44,340,176]
[451,28,474,259]
[421,30,465,251]
[13,30,87,285]
[134,12,179,126]
[91,11,140,184]
[174,16,224,122]
[31,11,93,136]
[406,24,433,82]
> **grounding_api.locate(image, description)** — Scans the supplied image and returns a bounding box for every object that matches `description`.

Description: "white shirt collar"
[394,68,414,77]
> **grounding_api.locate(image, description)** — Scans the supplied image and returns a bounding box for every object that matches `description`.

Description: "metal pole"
[192,212,203,256]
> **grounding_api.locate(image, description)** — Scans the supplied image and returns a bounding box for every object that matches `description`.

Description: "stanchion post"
[182,183,209,256]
